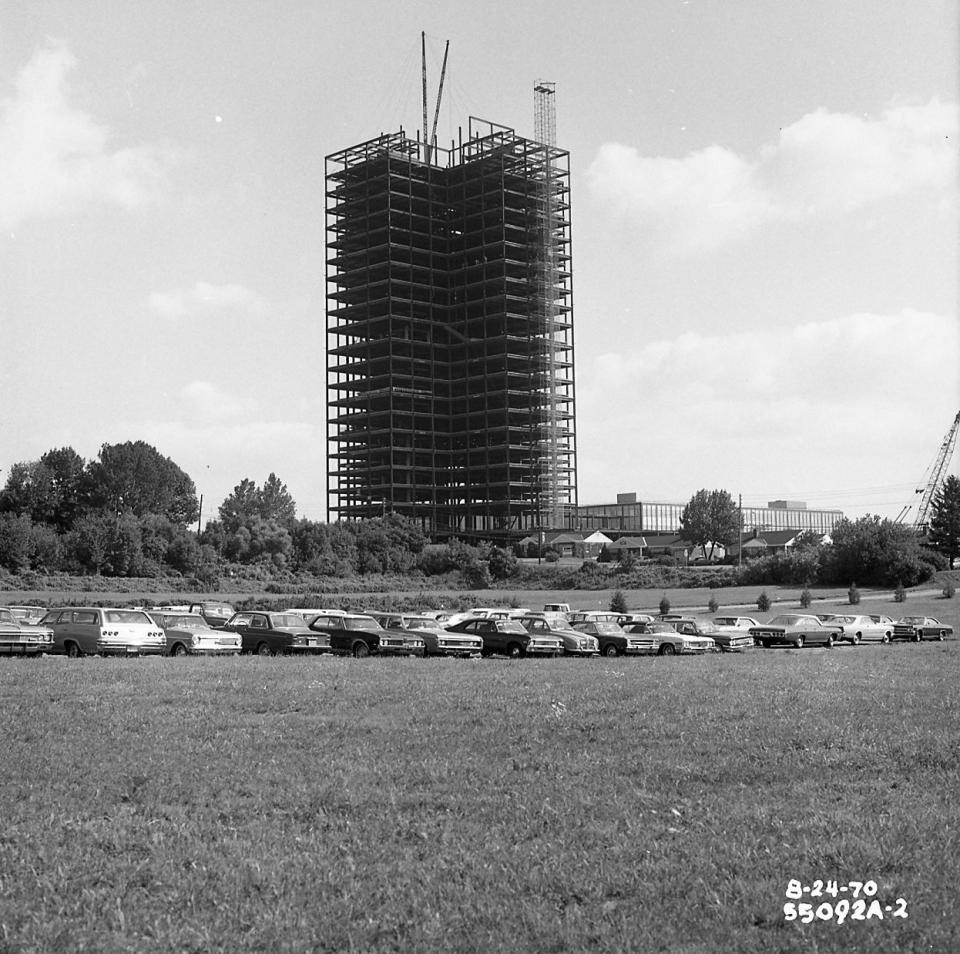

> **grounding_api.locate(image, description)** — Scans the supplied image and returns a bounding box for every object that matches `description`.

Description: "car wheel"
[352,641,370,658]
[602,643,618,657]
[658,643,676,656]
[825,635,834,648]
[913,631,921,642]
[506,643,523,659]
[854,634,861,645]
[938,632,946,641]
[881,634,890,644]
[256,642,271,657]
[794,635,804,649]
[172,643,188,657]
[65,641,81,658]
[761,640,771,649]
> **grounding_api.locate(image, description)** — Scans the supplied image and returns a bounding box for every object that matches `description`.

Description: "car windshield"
[404,618,437,630]
[497,621,527,634]
[594,622,623,634]
[767,616,808,626]
[832,616,856,624]
[344,616,383,631]
[899,617,925,623]
[695,622,719,633]
[165,615,209,630]
[104,610,152,625]
[647,623,676,633]
[269,614,307,628]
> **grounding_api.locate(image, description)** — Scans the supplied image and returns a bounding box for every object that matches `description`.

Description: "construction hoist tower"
[912,410,960,533]
[534,80,563,529]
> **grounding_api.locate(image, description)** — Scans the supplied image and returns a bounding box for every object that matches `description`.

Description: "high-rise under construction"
[326,104,576,539]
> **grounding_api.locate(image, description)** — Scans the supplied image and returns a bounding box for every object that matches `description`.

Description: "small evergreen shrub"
[610,589,628,614]
[659,594,671,616]
[707,596,719,614]
[799,587,812,608]
[943,579,956,599]
[894,581,906,603]
[757,590,771,612]
[847,582,860,605]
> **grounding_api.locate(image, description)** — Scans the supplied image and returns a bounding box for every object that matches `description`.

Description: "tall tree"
[0,447,90,531]
[680,489,739,560]
[217,478,261,534]
[259,473,296,525]
[828,515,932,587]
[86,441,198,524]
[928,475,960,567]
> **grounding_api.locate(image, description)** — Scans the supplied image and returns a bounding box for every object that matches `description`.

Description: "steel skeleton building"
[326,118,576,538]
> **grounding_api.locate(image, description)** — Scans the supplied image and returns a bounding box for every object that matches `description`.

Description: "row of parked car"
[0,601,953,659]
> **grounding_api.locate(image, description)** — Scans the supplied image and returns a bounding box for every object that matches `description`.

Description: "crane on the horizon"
[910,410,960,533]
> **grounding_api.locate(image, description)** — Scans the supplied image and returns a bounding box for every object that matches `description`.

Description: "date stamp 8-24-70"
[783,880,909,925]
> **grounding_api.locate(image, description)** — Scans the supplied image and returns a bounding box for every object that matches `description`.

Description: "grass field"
[2,627,958,952]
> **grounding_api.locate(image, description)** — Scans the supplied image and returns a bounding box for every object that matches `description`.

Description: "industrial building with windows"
[326,95,576,539]
[569,494,843,536]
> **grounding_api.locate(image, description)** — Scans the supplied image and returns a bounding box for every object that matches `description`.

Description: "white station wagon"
[40,607,166,657]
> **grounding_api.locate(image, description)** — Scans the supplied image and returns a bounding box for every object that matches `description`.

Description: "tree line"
[1,447,957,586]
[675,486,958,586]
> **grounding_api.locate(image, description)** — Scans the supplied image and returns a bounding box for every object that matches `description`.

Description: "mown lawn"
[1,644,957,953]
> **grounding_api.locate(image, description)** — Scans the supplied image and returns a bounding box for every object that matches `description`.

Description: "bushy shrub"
[610,589,628,614]
[799,587,812,608]
[461,560,491,589]
[736,549,822,586]
[847,582,860,605]
[757,590,771,612]
[488,546,518,581]
[943,579,956,599]
[707,595,719,613]
[659,594,670,616]
[894,581,906,603]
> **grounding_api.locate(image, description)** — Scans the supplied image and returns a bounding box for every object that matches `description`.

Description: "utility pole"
[738,494,743,569]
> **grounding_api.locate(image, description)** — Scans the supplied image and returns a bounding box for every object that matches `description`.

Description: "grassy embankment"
[1,635,958,952]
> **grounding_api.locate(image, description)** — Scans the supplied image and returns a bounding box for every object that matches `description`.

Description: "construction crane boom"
[913,410,960,532]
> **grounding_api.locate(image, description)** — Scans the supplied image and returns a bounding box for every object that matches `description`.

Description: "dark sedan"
[571,620,649,657]
[223,611,330,655]
[445,617,563,658]
[891,616,954,642]
[749,614,843,649]
[309,613,425,658]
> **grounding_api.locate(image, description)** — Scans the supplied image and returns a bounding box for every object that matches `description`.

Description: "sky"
[2,0,957,526]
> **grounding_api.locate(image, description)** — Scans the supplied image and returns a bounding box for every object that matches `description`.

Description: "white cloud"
[179,381,259,423]
[587,99,958,253]
[577,309,959,512]
[148,282,270,319]
[0,40,178,229]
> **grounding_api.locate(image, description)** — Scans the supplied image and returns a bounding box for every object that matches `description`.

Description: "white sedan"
[823,614,893,644]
